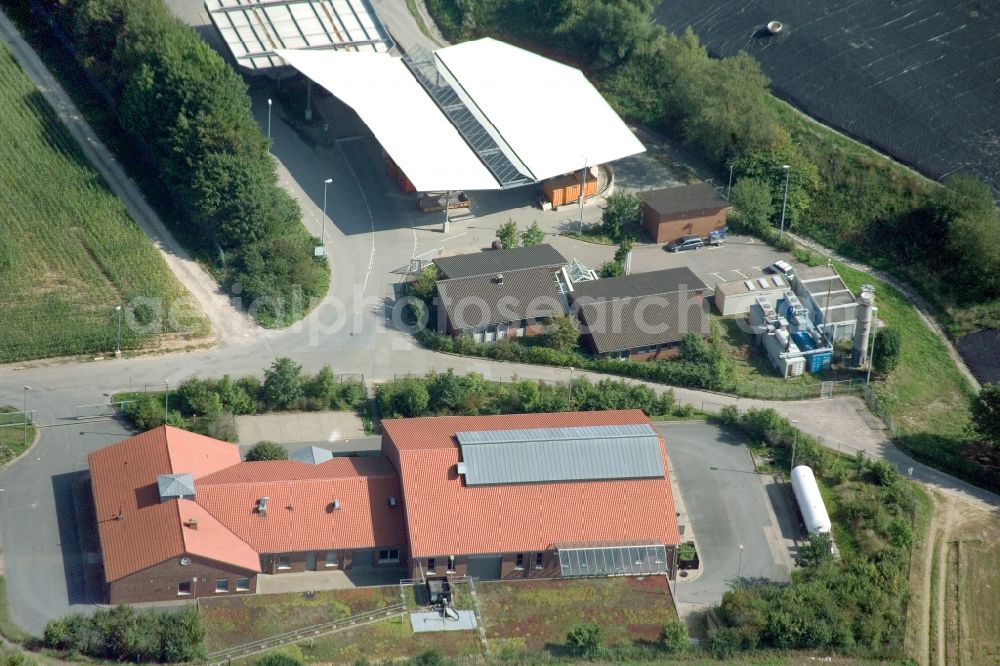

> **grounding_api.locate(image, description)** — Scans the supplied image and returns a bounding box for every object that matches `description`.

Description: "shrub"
[263,357,303,410]
[43,606,203,663]
[376,377,430,418]
[971,383,1000,446]
[729,177,774,233]
[872,327,902,376]
[245,441,287,462]
[542,315,580,353]
[600,191,641,241]
[565,622,603,656]
[125,393,165,430]
[659,619,689,653]
[175,379,222,417]
[520,221,545,246]
[496,220,519,249]
[255,653,304,666]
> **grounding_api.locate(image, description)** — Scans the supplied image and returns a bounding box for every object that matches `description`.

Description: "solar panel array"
[455,424,664,486]
[206,0,391,70]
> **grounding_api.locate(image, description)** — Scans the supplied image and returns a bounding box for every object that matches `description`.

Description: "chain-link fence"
[861,384,899,437]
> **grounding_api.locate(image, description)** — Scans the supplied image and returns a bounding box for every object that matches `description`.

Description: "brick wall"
[644,207,728,244]
[108,555,256,604]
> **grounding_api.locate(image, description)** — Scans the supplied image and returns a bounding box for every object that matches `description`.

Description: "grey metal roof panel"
[576,293,709,354]
[436,267,565,329]
[455,424,663,485]
[157,473,195,499]
[290,446,334,464]
[434,244,568,279]
[570,268,707,301]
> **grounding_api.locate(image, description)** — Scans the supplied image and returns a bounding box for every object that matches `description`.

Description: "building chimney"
[185,517,198,530]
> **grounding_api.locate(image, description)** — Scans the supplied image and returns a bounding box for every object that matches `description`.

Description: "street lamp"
[578,157,588,235]
[790,419,799,474]
[115,305,123,357]
[267,98,273,142]
[22,386,30,447]
[726,164,734,200]
[321,178,333,255]
[778,164,790,241]
[866,308,880,386]
[737,544,744,587]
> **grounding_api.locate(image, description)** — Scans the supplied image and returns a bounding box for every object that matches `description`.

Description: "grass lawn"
[0,43,206,363]
[833,262,974,439]
[201,586,401,654]
[477,576,676,653]
[0,576,30,643]
[0,407,37,466]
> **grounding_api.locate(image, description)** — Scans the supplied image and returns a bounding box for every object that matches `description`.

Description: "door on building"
[466,555,502,580]
[305,553,317,571]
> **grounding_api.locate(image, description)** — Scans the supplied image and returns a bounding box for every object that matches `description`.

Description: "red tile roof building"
[89,412,680,602]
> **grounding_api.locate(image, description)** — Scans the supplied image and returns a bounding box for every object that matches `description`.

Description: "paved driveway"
[656,421,797,616]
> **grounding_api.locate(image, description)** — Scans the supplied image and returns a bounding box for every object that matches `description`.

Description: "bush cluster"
[122,360,365,436]
[711,407,916,657]
[375,369,680,421]
[43,605,203,663]
[45,0,328,325]
[417,328,734,393]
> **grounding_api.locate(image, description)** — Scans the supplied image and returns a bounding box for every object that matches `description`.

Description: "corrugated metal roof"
[434,244,568,279]
[157,473,195,500]
[456,424,663,485]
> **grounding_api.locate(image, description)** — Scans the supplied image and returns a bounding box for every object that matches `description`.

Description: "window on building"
[177,581,192,596]
[535,552,544,569]
[378,548,399,563]
[236,577,250,592]
[325,551,338,567]
[447,556,456,573]
[278,554,291,569]
[427,558,436,572]
[515,554,524,570]
[215,578,228,593]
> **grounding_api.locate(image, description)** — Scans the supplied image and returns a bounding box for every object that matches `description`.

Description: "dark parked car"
[666,235,704,252]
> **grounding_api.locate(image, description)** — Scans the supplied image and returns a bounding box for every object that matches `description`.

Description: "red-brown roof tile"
[381,410,681,558]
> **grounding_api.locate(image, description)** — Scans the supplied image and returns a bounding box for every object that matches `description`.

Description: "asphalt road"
[657,422,796,615]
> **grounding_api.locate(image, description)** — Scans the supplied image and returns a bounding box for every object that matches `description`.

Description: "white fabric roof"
[206,0,391,71]
[277,49,500,191]
[278,38,645,191]
[436,38,646,180]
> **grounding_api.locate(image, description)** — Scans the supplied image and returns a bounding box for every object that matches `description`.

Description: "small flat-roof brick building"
[640,184,730,244]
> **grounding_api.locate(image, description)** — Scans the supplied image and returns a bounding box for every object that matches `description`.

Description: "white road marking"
[732,269,749,279]
[710,272,724,282]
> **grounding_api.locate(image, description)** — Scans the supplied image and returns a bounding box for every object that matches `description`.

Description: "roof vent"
[388,497,397,507]
[256,496,269,516]
[333,499,341,510]
[456,462,467,475]
[493,273,504,284]
[185,517,199,529]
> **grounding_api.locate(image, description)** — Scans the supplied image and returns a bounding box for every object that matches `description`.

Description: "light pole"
[267,98,272,142]
[778,164,790,241]
[115,305,123,357]
[726,164,734,200]
[22,386,30,447]
[737,544,744,588]
[578,157,587,235]
[790,419,799,474]
[321,178,333,255]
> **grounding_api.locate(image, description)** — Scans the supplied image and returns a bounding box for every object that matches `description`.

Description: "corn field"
[0,45,206,362]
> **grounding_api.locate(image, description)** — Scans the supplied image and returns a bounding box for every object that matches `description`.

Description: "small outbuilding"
[640,184,730,244]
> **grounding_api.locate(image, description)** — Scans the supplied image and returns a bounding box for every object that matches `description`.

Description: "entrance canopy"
[277,38,645,191]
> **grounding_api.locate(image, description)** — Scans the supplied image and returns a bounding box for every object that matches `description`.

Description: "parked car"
[666,235,704,252]
[768,260,795,280]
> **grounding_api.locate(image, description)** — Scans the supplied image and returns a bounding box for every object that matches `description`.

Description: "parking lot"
[655,421,797,617]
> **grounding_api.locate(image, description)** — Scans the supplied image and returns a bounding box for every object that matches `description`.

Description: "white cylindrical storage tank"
[851,289,875,367]
[791,465,832,535]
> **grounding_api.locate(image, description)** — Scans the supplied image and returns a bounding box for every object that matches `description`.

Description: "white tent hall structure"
[276,38,646,192]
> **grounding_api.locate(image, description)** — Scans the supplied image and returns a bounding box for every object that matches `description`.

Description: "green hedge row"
[44,0,328,325]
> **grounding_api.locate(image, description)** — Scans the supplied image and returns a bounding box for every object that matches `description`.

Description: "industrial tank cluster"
[749,291,834,378]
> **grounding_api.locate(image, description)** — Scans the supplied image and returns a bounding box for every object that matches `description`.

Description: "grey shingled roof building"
[434,244,568,279]
[437,267,565,330]
[570,268,709,355]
